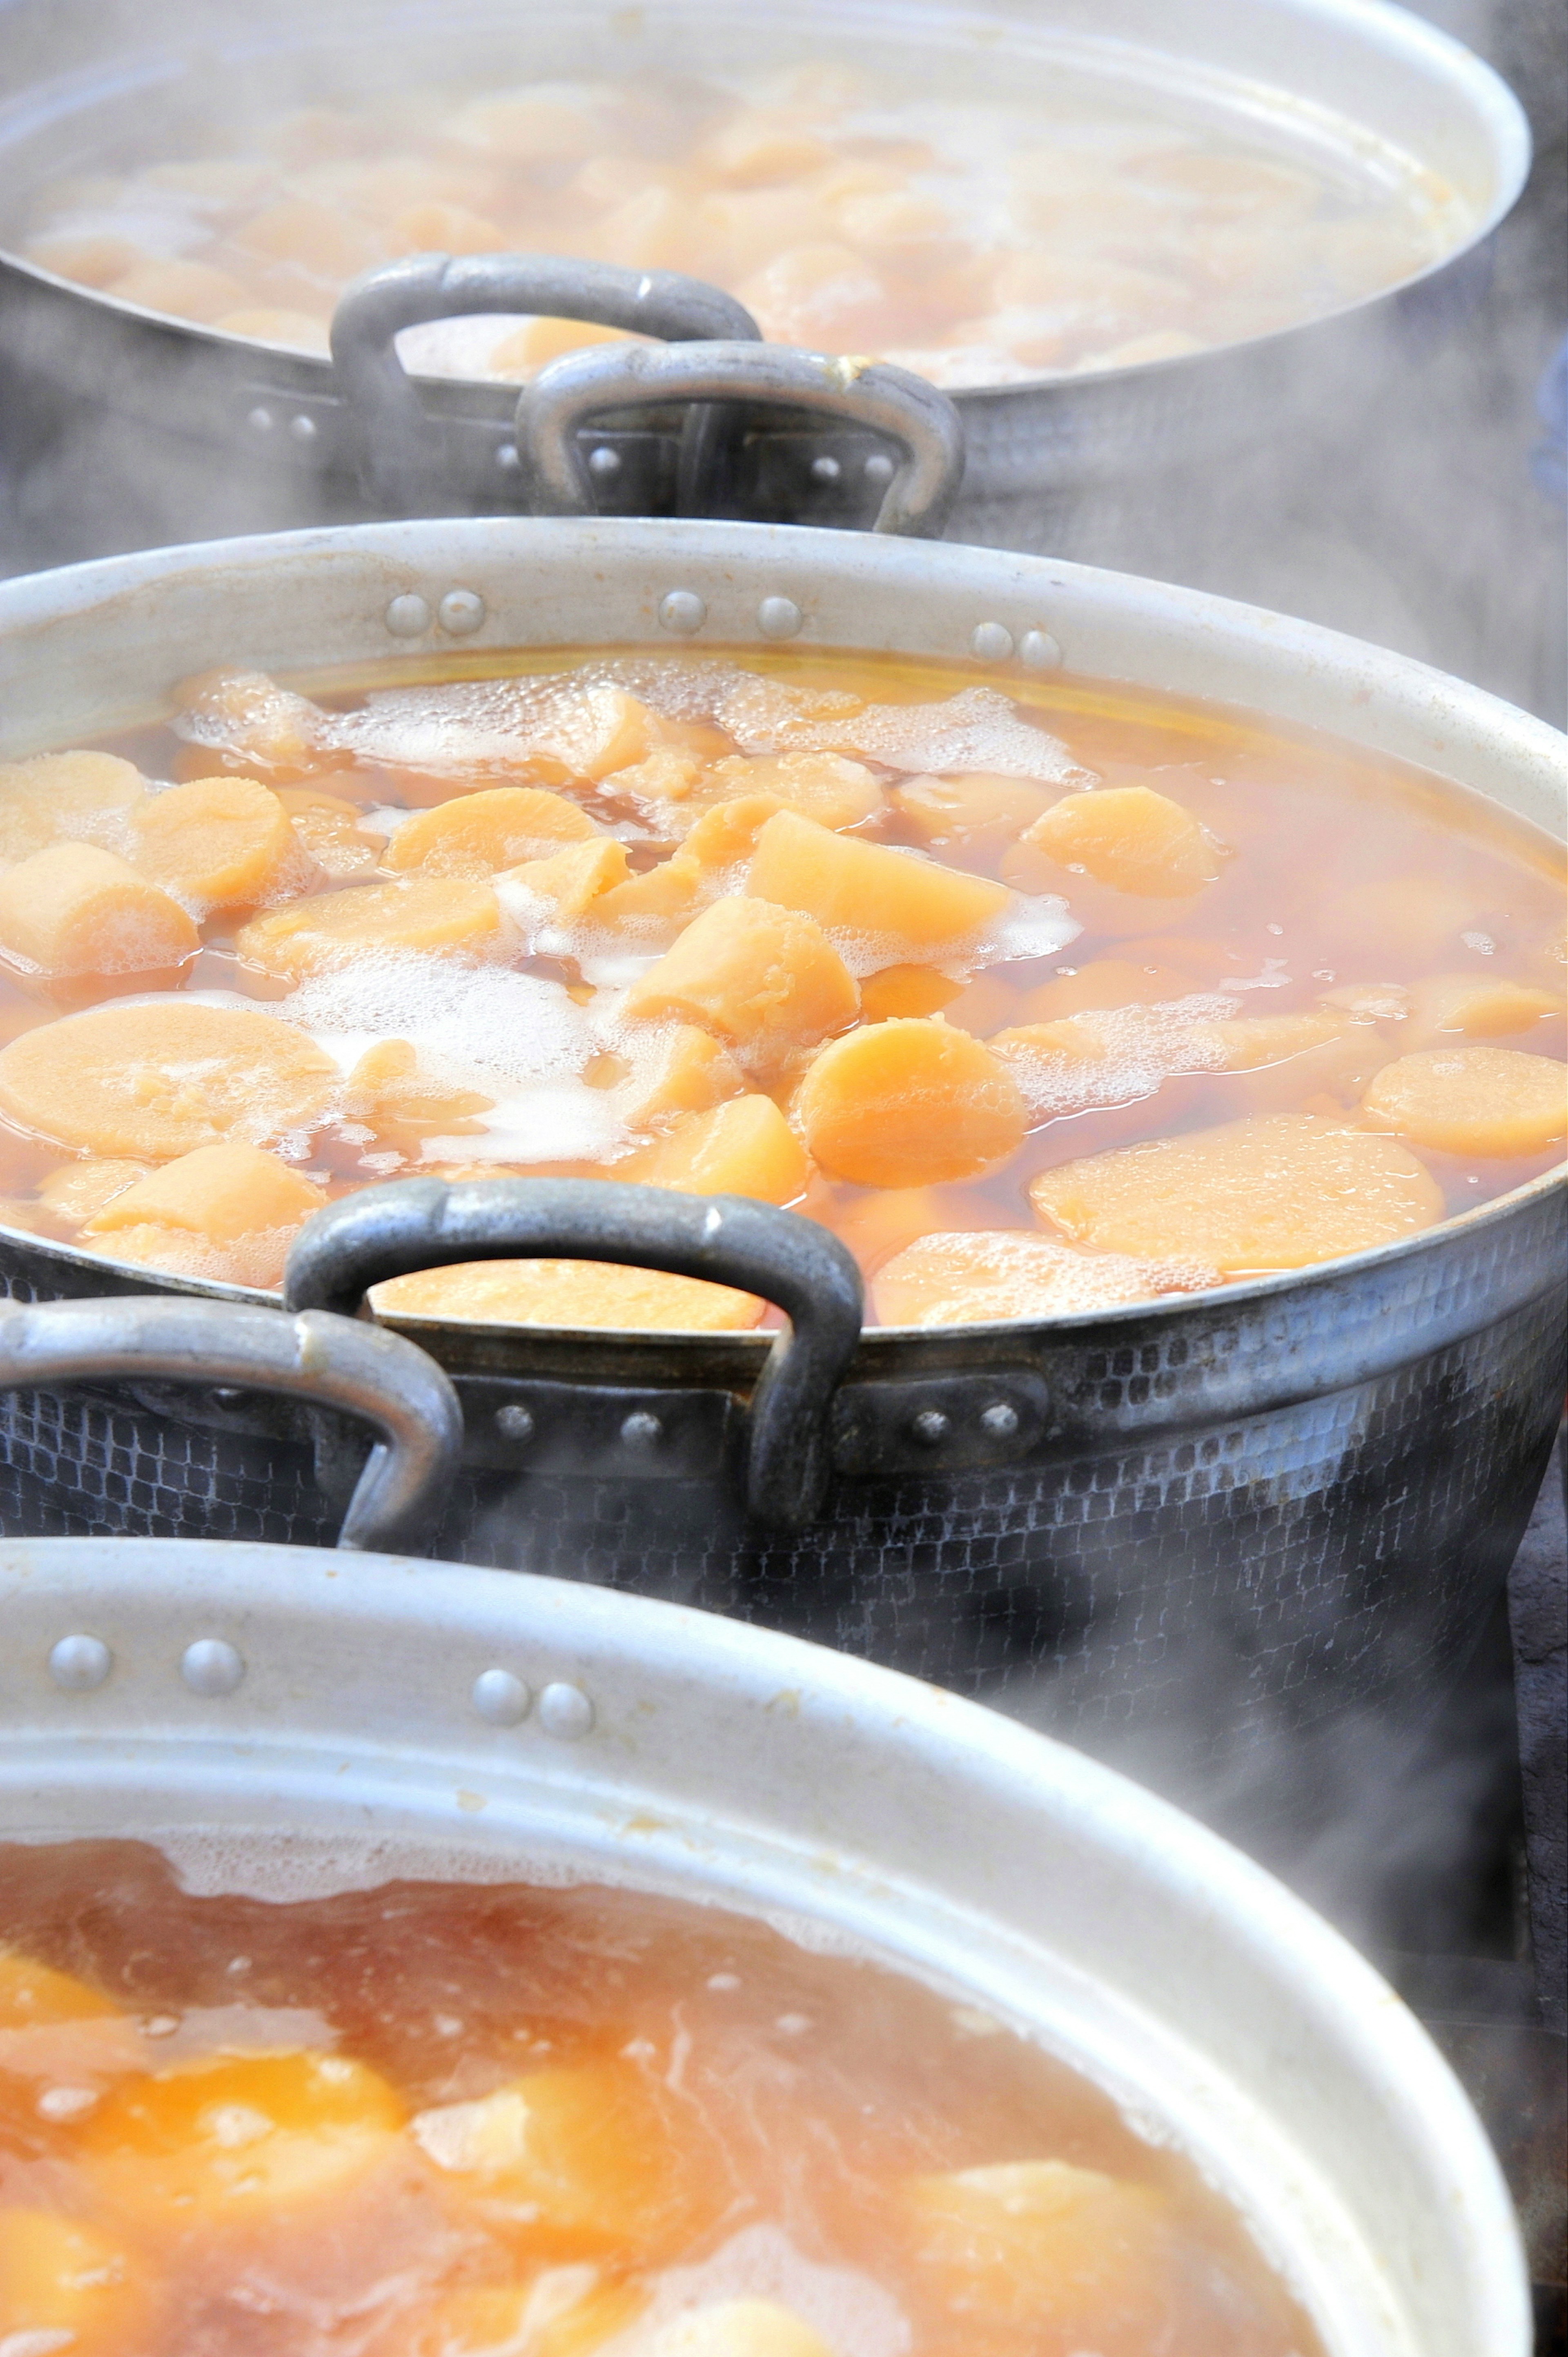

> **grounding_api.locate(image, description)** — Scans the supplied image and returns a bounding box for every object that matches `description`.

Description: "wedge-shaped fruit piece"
[533,687,668,782]
[1186,1011,1385,1112]
[648,2301,835,2357]
[1361,1047,1566,1158]
[131,775,301,907]
[0,842,199,977]
[593,799,784,933]
[0,1000,337,1159]
[237,875,503,978]
[386,786,601,877]
[902,2159,1172,2337]
[0,749,147,862]
[748,809,1008,950]
[0,2209,156,2356]
[874,1229,1217,1326]
[622,897,859,1070]
[372,1259,764,1332]
[891,770,1057,854]
[860,964,967,1020]
[174,667,325,777]
[1402,972,1561,1049]
[82,2049,404,2232]
[409,2055,719,2258]
[796,1020,1027,1186]
[1029,1112,1443,1274]
[621,1094,810,1203]
[617,1025,747,1130]
[343,1038,494,1150]
[81,1141,328,1247]
[706,751,882,831]
[276,786,382,880]
[498,839,631,924]
[1011,786,1224,897]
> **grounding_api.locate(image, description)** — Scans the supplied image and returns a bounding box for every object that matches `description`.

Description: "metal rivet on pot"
[539,1682,594,1740]
[1019,628,1062,671]
[49,1635,112,1692]
[472,1669,530,1727]
[438,589,486,636]
[971,622,1014,663]
[494,1403,535,1444]
[246,405,274,434]
[181,1639,245,1697]
[980,1401,1020,1439]
[911,1409,951,1446]
[385,594,432,638]
[810,453,842,483]
[658,590,706,635]
[495,441,520,472]
[287,413,318,444]
[864,452,895,484]
[588,445,622,478]
[620,1410,663,1453]
[757,596,803,641]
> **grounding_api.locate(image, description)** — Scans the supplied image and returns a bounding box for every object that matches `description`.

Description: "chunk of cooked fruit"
[617,1025,747,1129]
[173,668,326,775]
[1402,972,1561,1048]
[0,749,146,862]
[891,770,1058,854]
[622,897,859,1069]
[385,786,601,877]
[647,2302,836,2357]
[1010,785,1225,896]
[130,775,301,907]
[0,843,200,977]
[80,1141,328,1246]
[532,687,669,782]
[0,1001,337,1158]
[83,2049,405,2231]
[1361,1047,1567,1158]
[0,2209,155,2355]
[276,787,382,880]
[237,875,504,978]
[860,964,967,1019]
[873,1229,1217,1326]
[0,1947,121,2029]
[621,1093,810,1203]
[795,1020,1027,1187]
[592,799,785,933]
[409,2056,719,2259]
[372,1254,765,1330]
[498,838,631,923]
[342,1039,494,1148]
[1029,1112,1443,1273]
[705,751,882,831]
[901,2159,1173,2337]
[748,808,1009,949]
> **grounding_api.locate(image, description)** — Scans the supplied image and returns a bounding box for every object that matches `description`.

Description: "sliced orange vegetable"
[1361,1047,1566,1158]
[0,843,199,977]
[795,1020,1027,1187]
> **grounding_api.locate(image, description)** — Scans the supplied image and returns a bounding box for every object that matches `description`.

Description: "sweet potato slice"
[497,839,631,924]
[860,964,967,1019]
[237,876,503,979]
[131,775,301,907]
[621,1092,809,1203]
[901,2159,1173,2338]
[1361,1047,1566,1158]
[371,1258,764,1331]
[0,1000,337,1159]
[617,1025,747,1129]
[748,808,1009,949]
[275,787,382,880]
[1029,1112,1443,1273]
[705,751,882,831]
[82,1141,327,1245]
[0,843,199,977]
[891,770,1057,855]
[37,1159,155,1228]
[0,2210,156,2356]
[795,1019,1027,1186]
[873,1229,1216,1326]
[1010,786,1225,896]
[0,750,146,863]
[1402,972,1561,1048]
[622,896,859,1069]
[386,786,601,877]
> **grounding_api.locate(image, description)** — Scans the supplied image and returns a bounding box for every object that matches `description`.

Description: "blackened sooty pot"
[0,517,1561,1798]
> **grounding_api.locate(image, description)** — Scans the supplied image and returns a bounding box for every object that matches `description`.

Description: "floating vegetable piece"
[386,786,601,877]
[796,1019,1027,1186]
[748,808,1010,949]
[1401,972,1561,1048]
[860,964,967,1019]
[173,668,327,775]
[705,750,882,831]
[1361,1046,1567,1158]
[276,787,382,880]
[0,843,199,977]
[0,1000,337,1159]
[1029,1112,1443,1272]
[873,1228,1217,1325]
[372,1258,765,1331]
[0,750,146,862]
[902,2159,1173,2338]
[81,1141,328,1247]
[623,897,859,1069]
[342,1038,494,1149]
[891,769,1058,854]
[498,838,632,923]
[238,875,504,978]
[616,1025,748,1129]
[0,2209,156,2355]
[1011,785,1225,897]
[622,1093,810,1203]
[131,774,301,907]
[36,1160,155,1228]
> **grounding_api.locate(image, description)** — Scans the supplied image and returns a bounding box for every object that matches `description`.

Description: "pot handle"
[283,1178,864,1530]
[0,1296,463,1554]
[330,251,762,510]
[518,341,965,537]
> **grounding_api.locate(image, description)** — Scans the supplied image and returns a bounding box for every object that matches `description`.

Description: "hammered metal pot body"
[0,0,1528,567]
[0,521,1561,1784]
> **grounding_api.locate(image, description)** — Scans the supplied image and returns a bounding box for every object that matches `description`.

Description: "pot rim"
[0,0,1531,408]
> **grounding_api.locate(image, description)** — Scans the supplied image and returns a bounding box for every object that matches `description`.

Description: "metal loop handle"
[518,342,966,536]
[0,1297,463,1554]
[283,1179,864,1530]
[331,252,762,512]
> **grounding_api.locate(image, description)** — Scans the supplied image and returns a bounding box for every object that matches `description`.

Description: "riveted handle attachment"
[284,1178,864,1529]
[519,340,965,536]
[0,1297,463,1553]
[331,251,762,511]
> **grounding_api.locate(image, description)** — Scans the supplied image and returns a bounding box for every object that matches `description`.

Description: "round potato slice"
[131,774,300,908]
[0,750,147,863]
[873,1229,1217,1326]
[1361,1046,1567,1159]
[795,1019,1027,1187]
[1028,1112,1443,1274]
[371,1258,764,1331]
[0,1000,337,1160]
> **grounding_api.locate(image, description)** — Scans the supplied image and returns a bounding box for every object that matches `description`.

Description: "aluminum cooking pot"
[0,0,1529,581]
[0,518,1561,1807]
[0,1510,1531,2355]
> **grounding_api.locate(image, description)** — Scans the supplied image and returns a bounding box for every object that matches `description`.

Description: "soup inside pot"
[11,50,1466,388]
[0,646,1559,1330]
[0,1836,1321,2354]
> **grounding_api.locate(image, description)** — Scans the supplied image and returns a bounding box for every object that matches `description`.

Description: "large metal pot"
[0,1430,1532,2355]
[0,517,1561,1803]
[0,0,1529,586]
